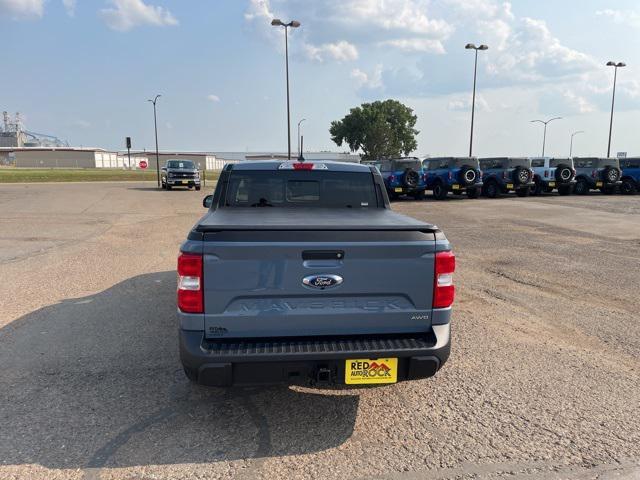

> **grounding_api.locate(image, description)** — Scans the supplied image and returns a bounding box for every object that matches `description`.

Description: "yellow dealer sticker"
[394,187,403,193]
[345,358,398,385]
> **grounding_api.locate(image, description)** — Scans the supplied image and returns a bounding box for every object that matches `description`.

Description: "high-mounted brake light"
[278,162,328,170]
[177,252,203,313]
[433,251,455,309]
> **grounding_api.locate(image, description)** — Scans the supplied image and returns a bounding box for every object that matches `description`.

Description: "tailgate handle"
[302,250,344,260]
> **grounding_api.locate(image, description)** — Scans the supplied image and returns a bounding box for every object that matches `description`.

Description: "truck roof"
[230,160,371,173]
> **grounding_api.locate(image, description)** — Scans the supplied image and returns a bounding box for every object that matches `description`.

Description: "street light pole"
[606,61,626,157]
[530,117,562,157]
[569,131,584,157]
[271,19,301,160]
[465,43,488,157]
[297,118,306,157]
[147,94,161,188]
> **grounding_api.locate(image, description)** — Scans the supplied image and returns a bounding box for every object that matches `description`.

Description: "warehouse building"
[0,148,360,170]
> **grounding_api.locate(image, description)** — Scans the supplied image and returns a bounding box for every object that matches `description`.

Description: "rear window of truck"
[224,170,379,208]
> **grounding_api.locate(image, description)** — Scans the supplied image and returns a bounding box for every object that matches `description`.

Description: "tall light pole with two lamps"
[465,43,488,157]
[606,61,625,158]
[530,117,562,157]
[271,18,301,160]
[147,94,161,188]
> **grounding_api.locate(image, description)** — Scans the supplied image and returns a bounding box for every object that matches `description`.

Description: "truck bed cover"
[195,208,436,232]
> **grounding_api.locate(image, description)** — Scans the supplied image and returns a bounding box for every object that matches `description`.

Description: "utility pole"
[147,94,161,187]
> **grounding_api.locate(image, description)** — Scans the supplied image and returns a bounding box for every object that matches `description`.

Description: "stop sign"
[139,160,148,169]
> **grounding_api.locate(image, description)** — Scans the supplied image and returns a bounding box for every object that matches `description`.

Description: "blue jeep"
[620,157,640,195]
[422,157,483,200]
[376,157,428,200]
[573,157,622,195]
[478,157,535,198]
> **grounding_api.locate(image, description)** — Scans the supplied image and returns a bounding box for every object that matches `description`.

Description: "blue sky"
[2,0,639,157]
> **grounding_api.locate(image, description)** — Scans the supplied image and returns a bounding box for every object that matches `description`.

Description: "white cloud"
[448,93,491,112]
[244,0,452,59]
[305,41,358,62]
[0,0,44,19]
[62,0,75,16]
[333,0,453,38]
[350,64,383,90]
[378,38,445,54]
[72,119,91,128]
[100,0,178,31]
[596,9,640,29]
[207,94,220,102]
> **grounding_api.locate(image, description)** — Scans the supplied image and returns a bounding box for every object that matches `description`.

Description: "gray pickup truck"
[178,160,454,387]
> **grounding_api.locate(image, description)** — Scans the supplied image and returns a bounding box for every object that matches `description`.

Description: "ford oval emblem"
[303,274,343,290]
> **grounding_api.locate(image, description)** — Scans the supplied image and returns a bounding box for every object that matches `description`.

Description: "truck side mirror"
[203,195,213,209]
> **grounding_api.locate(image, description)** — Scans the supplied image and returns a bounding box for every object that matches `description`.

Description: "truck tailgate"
[201,230,436,339]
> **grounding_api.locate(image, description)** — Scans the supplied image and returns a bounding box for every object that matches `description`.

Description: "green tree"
[329,99,419,160]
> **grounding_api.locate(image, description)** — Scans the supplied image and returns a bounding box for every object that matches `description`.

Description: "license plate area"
[394,187,403,193]
[506,183,514,189]
[345,358,398,384]
[549,181,556,187]
[596,181,603,187]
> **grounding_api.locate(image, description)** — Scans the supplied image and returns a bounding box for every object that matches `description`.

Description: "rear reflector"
[177,252,203,313]
[433,251,455,309]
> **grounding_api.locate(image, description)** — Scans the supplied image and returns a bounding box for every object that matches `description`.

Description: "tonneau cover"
[195,208,436,231]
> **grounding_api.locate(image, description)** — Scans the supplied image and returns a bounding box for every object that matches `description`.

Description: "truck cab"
[178,160,454,387]
[530,157,576,196]
[422,157,483,200]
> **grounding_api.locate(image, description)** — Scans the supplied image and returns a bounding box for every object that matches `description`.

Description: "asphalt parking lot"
[0,182,639,480]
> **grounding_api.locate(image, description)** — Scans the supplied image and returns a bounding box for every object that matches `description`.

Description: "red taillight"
[433,251,455,309]
[544,170,548,178]
[389,174,396,182]
[503,171,508,180]
[592,169,597,178]
[177,252,203,313]
[448,171,453,180]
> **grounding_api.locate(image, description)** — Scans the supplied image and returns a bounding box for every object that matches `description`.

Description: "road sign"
[139,160,148,169]
[126,137,132,149]
[617,152,627,159]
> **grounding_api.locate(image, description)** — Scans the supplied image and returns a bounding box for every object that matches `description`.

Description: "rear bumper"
[180,324,451,387]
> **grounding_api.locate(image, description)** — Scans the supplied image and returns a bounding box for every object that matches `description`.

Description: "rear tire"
[432,182,448,200]
[574,179,589,195]
[166,184,172,191]
[601,185,616,195]
[466,187,480,199]
[516,188,530,197]
[531,179,543,196]
[484,181,499,199]
[621,179,637,195]
[183,366,198,383]
[558,184,572,196]
[412,190,426,200]
[196,186,201,191]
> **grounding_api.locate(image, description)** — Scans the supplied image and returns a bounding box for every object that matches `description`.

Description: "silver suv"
[530,157,576,196]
